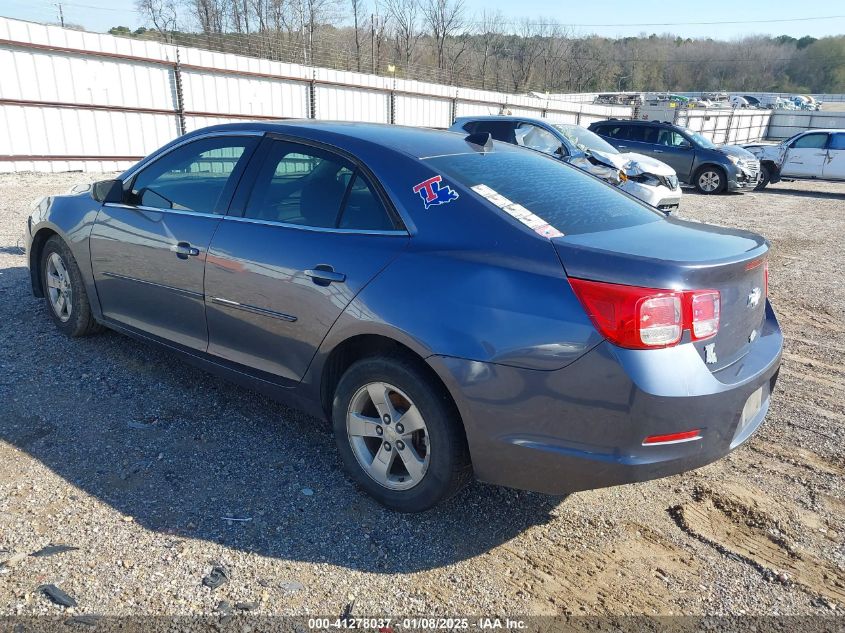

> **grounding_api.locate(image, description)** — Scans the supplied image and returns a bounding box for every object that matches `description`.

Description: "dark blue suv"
[589,119,760,194]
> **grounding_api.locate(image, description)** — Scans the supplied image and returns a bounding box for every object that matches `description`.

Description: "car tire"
[331,356,471,512]
[41,235,102,337]
[694,165,727,194]
[755,164,771,191]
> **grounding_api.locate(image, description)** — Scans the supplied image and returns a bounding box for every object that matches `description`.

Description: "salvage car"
[450,116,682,212]
[26,122,782,512]
[744,129,845,189]
[590,119,761,194]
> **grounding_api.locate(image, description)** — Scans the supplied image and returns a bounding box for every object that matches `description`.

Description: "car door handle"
[617,145,628,149]
[653,149,664,153]
[305,266,346,286]
[172,242,200,259]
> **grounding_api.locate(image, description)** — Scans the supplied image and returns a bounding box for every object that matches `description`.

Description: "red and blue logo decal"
[412,175,459,209]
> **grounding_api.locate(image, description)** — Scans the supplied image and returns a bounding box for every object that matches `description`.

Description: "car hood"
[743,143,785,161]
[717,145,758,160]
[588,149,676,177]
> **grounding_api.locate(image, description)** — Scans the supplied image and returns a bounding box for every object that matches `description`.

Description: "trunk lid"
[554,217,769,371]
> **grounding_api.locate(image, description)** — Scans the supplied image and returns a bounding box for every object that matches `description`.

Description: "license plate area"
[735,386,764,441]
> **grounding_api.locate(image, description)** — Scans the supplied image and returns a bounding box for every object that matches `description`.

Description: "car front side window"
[516,123,563,156]
[791,133,829,149]
[128,136,256,214]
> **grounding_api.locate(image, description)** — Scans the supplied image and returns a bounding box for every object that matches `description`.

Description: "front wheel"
[332,356,471,512]
[694,166,727,194]
[755,164,771,191]
[41,236,102,337]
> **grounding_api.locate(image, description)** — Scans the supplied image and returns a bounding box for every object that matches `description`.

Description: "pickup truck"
[744,129,845,189]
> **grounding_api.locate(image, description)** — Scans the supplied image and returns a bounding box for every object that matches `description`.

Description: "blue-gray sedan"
[25,122,782,512]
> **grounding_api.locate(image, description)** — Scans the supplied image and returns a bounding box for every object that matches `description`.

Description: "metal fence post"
[309,75,317,119]
[173,47,186,136]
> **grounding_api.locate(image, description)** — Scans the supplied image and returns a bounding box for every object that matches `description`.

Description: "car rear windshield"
[425,150,662,235]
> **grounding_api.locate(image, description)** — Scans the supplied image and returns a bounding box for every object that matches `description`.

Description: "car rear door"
[781,132,830,177]
[822,133,845,180]
[203,136,409,384]
[89,133,260,350]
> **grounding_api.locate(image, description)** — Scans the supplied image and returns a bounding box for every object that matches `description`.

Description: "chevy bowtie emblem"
[747,287,761,309]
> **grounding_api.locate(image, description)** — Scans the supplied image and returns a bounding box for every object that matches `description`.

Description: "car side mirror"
[679,142,692,150]
[92,179,123,204]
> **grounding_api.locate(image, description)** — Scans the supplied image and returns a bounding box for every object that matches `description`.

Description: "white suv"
[744,129,845,189]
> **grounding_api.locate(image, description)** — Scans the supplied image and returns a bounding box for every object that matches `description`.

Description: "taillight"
[690,291,720,340]
[569,278,720,350]
[764,259,769,298]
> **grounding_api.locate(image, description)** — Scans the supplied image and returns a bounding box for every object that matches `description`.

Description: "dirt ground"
[0,172,843,620]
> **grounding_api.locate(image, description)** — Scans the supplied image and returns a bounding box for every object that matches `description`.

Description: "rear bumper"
[429,302,783,495]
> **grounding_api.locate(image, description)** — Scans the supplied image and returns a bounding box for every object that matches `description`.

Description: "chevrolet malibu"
[26,122,782,512]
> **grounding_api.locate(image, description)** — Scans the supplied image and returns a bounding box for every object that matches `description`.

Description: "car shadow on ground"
[0,264,563,575]
[758,187,845,201]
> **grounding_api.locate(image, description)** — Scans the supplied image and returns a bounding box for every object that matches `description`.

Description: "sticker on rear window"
[412,175,459,209]
[471,184,565,238]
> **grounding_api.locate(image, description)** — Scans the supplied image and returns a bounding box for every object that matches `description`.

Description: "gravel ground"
[0,172,843,619]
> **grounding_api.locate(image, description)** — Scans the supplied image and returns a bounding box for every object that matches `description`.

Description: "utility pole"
[56,2,65,27]
[370,14,376,75]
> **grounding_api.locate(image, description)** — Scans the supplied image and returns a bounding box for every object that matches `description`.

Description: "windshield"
[683,128,718,149]
[425,149,662,236]
[552,124,619,155]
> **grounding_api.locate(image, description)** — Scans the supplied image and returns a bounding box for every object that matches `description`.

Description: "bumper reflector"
[642,429,701,446]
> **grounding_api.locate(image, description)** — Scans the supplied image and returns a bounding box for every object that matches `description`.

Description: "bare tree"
[385,0,419,70]
[135,0,179,40]
[505,19,544,92]
[420,0,465,70]
[471,9,502,90]
[350,0,365,71]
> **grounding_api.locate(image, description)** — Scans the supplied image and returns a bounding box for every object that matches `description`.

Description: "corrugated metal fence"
[0,17,634,173]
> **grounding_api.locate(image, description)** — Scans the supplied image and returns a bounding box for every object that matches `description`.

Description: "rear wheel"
[332,356,471,512]
[694,165,727,194]
[41,236,102,337]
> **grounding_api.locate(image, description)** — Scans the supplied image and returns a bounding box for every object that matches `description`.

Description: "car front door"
[822,133,845,180]
[89,134,260,350]
[203,137,409,384]
[781,132,830,177]
[628,125,695,182]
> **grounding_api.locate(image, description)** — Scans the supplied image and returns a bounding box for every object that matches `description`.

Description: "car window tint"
[461,121,477,134]
[792,133,828,149]
[427,150,661,236]
[829,134,845,150]
[516,123,562,155]
[471,121,517,143]
[605,125,629,140]
[129,137,252,214]
[656,129,687,147]
[639,126,659,144]
[245,141,353,228]
[338,173,394,231]
[627,125,648,142]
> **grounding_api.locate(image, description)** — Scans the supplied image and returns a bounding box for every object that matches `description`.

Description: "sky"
[1,0,844,39]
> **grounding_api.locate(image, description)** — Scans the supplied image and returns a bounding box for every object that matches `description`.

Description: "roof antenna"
[464,132,494,153]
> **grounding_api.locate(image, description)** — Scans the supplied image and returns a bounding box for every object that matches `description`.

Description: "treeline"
[115,0,845,94]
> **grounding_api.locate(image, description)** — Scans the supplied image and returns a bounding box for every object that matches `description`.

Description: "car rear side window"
[603,125,629,140]
[469,121,517,144]
[829,133,845,150]
[128,136,256,214]
[427,150,662,235]
[244,140,394,231]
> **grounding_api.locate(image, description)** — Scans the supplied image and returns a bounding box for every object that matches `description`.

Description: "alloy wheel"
[698,170,721,192]
[46,252,73,322]
[346,381,430,491]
